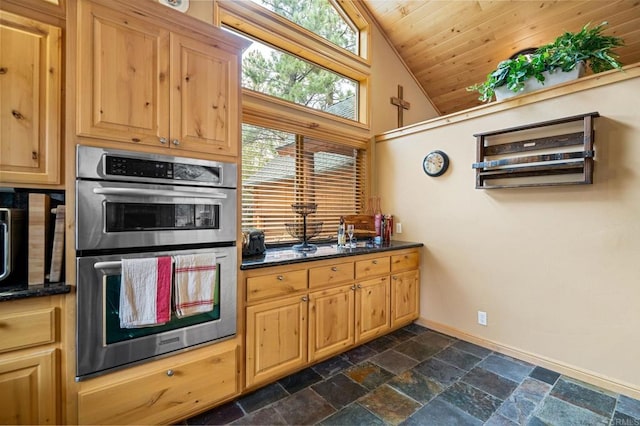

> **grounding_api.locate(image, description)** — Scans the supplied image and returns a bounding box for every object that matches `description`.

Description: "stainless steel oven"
[75,146,238,380]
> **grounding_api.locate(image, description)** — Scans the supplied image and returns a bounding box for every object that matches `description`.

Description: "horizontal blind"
[242,124,366,244]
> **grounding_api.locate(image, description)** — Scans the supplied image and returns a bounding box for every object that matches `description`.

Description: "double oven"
[75,146,237,380]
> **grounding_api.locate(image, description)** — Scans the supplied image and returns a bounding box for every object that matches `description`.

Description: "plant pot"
[495,61,586,101]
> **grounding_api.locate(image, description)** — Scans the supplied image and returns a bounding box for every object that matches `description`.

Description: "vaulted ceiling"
[362,1,640,116]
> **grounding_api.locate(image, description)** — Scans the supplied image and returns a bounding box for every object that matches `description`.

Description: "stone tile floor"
[182,324,640,425]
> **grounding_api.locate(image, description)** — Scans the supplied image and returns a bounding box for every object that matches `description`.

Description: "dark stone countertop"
[241,240,423,270]
[0,282,71,302]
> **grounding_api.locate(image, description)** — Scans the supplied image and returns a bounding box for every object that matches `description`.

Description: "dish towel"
[119,257,172,328]
[173,253,217,318]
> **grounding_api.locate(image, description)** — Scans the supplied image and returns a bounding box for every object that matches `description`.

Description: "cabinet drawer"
[247,269,308,302]
[391,251,420,272]
[309,261,354,288]
[0,308,56,353]
[355,256,390,279]
[78,344,238,425]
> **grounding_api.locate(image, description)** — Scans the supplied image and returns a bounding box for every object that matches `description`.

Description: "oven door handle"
[93,254,228,271]
[93,187,228,199]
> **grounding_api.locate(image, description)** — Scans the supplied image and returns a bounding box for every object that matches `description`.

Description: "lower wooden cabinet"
[0,349,58,425]
[77,340,238,425]
[245,295,307,387]
[244,248,420,389]
[355,276,391,342]
[391,270,420,327]
[308,284,355,362]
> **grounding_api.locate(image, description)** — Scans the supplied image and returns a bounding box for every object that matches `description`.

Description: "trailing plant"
[468,22,624,102]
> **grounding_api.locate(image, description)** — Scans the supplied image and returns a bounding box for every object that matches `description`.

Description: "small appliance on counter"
[242,228,266,257]
[0,208,25,285]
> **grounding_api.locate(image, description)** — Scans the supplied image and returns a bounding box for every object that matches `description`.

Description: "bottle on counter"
[337,216,346,247]
[374,197,383,245]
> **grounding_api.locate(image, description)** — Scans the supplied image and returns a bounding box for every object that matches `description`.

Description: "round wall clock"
[423,150,449,177]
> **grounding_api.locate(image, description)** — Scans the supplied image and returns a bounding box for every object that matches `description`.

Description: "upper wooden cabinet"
[0,11,62,185]
[76,0,242,156]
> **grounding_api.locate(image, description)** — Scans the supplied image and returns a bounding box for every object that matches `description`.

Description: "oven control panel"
[104,155,222,184]
[106,156,173,179]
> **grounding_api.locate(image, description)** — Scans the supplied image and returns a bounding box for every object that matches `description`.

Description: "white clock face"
[423,151,449,176]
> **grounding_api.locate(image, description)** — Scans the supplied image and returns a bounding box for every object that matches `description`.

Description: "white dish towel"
[119,256,172,328]
[173,253,217,318]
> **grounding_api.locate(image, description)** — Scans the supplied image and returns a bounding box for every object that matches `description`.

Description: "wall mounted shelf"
[472,112,599,189]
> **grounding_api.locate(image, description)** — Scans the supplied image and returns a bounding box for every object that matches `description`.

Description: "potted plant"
[468,22,624,102]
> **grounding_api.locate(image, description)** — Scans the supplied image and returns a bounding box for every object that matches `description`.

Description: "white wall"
[375,69,640,398]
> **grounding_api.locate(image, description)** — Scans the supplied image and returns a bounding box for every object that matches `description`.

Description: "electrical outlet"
[478,311,487,326]
[396,222,403,234]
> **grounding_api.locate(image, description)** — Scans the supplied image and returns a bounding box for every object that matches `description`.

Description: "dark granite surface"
[0,282,71,302]
[241,240,423,270]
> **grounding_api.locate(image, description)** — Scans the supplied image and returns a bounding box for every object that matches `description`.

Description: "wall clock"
[159,0,189,13]
[423,150,449,177]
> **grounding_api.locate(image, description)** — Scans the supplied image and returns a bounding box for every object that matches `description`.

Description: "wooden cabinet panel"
[77,0,242,156]
[0,349,58,425]
[309,261,354,288]
[391,270,420,327]
[170,34,239,155]
[355,276,390,342]
[78,344,237,425]
[0,11,61,184]
[0,308,56,353]
[246,269,307,302]
[246,295,307,387]
[355,256,390,279]
[391,251,420,272]
[77,1,170,146]
[308,284,355,361]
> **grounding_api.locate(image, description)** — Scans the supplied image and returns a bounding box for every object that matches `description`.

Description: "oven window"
[105,203,220,231]
[103,267,221,345]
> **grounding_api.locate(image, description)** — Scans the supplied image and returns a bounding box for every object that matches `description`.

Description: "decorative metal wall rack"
[472,112,599,189]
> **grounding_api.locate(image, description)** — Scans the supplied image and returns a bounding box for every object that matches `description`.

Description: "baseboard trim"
[417,318,640,400]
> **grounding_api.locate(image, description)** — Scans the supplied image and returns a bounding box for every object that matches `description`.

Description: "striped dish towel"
[119,256,172,328]
[173,253,217,318]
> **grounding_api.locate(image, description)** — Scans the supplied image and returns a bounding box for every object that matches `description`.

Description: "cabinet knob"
[0,67,7,74]
[392,276,398,280]
[331,267,338,272]
[166,369,174,377]
[159,137,167,144]
[372,260,378,265]
[357,284,362,289]
[301,296,308,302]
[277,275,284,281]
[172,139,180,146]
[351,285,357,291]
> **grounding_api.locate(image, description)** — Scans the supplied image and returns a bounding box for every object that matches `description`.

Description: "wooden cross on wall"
[390,84,411,127]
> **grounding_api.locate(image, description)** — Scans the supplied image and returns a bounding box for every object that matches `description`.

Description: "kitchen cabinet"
[76,0,243,156]
[243,248,420,389]
[245,295,308,388]
[77,338,238,425]
[0,297,61,425]
[0,10,61,185]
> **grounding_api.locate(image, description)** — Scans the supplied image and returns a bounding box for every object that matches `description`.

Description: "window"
[242,124,366,244]
[242,40,358,120]
[247,0,358,55]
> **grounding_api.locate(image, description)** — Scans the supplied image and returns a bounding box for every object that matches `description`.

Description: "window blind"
[242,124,366,244]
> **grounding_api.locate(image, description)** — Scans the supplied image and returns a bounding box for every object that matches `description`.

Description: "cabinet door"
[170,33,239,155]
[246,295,307,387]
[0,349,58,425]
[355,276,390,342]
[391,270,419,327]
[0,11,61,184]
[77,1,170,146]
[308,284,355,362]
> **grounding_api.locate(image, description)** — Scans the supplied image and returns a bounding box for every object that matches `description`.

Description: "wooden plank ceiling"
[362,1,640,115]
